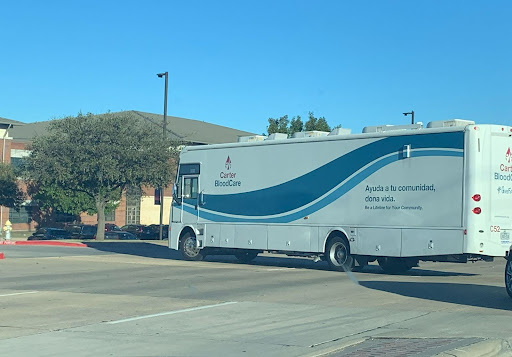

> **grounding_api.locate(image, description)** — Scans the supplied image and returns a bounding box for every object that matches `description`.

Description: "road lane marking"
[107,301,238,324]
[0,291,39,297]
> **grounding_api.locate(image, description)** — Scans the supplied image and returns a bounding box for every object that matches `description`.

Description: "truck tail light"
[473,207,482,214]
[472,194,481,202]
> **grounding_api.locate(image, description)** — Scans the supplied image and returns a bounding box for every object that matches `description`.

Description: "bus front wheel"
[179,232,204,261]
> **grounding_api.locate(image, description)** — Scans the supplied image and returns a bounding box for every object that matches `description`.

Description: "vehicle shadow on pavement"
[85,242,184,260]
[360,281,512,310]
[358,264,477,277]
[83,242,478,277]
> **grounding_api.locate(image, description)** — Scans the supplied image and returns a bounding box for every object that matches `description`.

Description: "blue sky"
[1,0,511,134]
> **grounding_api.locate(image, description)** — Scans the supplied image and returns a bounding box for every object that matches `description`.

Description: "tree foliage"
[267,112,334,137]
[304,112,331,132]
[26,112,180,239]
[267,115,289,135]
[0,163,24,208]
[27,182,119,216]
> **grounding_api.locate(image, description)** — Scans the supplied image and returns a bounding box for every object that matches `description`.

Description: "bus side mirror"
[172,184,181,204]
[195,191,205,210]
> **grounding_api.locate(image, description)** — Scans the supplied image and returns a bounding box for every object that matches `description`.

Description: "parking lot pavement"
[0,244,511,356]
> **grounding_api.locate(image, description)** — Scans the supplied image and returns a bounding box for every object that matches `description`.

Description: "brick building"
[0,111,253,231]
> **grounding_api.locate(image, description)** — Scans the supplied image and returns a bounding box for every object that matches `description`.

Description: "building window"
[105,209,115,222]
[9,206,33,224]
[125,186,141,225]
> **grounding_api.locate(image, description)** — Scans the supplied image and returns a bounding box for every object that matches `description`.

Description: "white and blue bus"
[169,120,512,274]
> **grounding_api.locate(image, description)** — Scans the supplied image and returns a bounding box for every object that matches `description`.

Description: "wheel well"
[179,226,196,244]
[324,230,350,253]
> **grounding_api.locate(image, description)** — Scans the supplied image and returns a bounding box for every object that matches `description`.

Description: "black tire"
[506,258,512,299]
[179,231,204,261]
[378,257,416,274]
[325,236,354,271]
[234,250,259,263]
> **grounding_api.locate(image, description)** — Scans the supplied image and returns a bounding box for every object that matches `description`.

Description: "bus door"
[171,163,200,224]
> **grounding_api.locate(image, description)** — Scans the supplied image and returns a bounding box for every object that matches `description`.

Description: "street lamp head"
[157,72,167,78]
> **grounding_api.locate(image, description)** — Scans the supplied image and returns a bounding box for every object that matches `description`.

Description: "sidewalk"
[1,230,168,246]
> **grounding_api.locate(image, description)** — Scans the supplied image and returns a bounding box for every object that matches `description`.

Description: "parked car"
[64,224,96,239]
[148,224,169,239]
[104,223,121,232]
[120,224,156,239]
[28,228,72,240]
[104,231,139,240]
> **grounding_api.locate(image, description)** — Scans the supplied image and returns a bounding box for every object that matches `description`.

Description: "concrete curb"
[0,240,87,248]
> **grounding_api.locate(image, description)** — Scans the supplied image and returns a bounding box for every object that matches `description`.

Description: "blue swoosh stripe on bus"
[201,132,464,217]
[179,149,463,223]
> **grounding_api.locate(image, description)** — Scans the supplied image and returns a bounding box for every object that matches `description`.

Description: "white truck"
[169,119,512,274]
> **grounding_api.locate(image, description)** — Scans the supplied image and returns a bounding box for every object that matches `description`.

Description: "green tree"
[267,118,279,134]
[304,112,331,132]
[315,116,331,132]
[288,116,303,136]
[27,182,119,217]
[267,115,289,135]
[0,163,24,208]
[26,112,179,240]
[267,112,336,136]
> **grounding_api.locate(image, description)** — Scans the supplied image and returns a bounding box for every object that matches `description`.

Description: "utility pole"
[157,72,168,240]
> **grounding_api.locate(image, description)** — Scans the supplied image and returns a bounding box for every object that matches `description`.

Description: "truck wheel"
[325,236,354,271]
[378,257,414,274]
[179,232,204,261]
[506,258,512,299]
[234,250,259,263]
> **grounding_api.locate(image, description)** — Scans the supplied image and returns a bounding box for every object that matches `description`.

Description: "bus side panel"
[235,225,267,250]
[401,229,464,256]
[267,225,311,252]
[356,228,402,257]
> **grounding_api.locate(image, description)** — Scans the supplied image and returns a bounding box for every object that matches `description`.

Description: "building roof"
[0,116,25,126]
[8,110,255,144]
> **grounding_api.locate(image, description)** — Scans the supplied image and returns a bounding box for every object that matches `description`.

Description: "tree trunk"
[95,197,106,241]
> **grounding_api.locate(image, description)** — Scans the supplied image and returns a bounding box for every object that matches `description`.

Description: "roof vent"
[328,128,351,136]
[427,119,475,128]
[265,133,288,140]
[292,130,329,138]
[362,123,423,133]
[238,135,266,143]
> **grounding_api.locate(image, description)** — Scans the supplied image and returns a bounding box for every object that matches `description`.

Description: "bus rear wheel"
[179,232,204,261]
[325,236,354,271]
[506,258,512,299]
[377,257,416,274]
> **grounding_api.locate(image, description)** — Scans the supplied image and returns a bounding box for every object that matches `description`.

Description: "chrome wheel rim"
[330,242,347,266]
[184,236,200,257]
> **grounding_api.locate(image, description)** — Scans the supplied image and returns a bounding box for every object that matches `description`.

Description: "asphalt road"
[0,243,511,356]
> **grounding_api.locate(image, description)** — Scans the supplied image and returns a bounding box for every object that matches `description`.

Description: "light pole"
[403,110,415,124]
[157,72,168,240]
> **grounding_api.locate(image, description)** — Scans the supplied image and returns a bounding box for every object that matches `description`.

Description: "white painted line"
[107,301,238,325]
[265,268,295,271]
[0,291,39,297]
